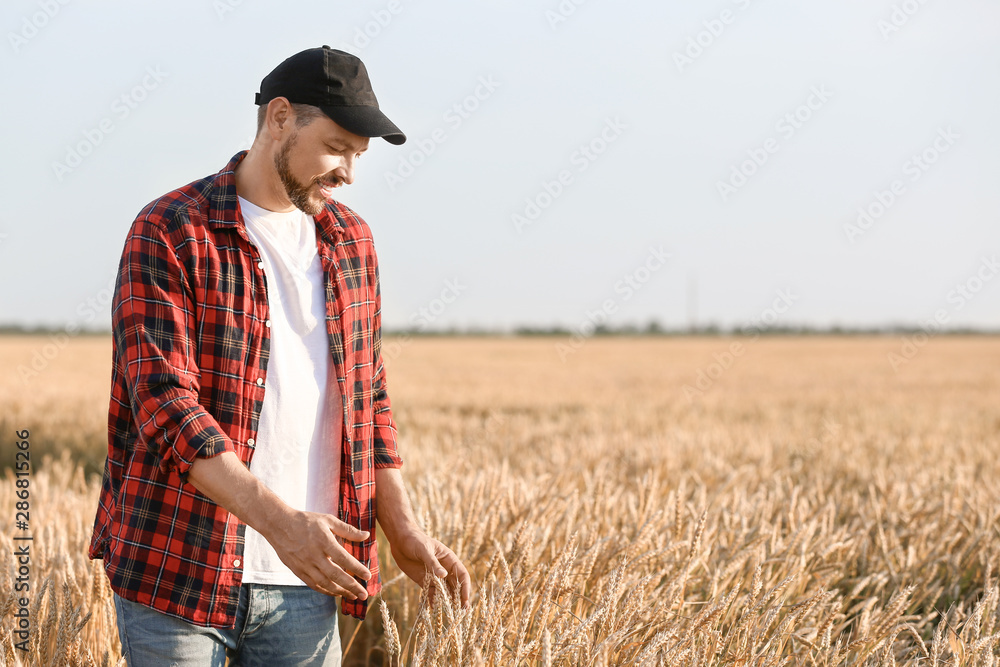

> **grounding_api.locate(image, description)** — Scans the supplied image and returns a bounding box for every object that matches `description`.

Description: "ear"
[265,97,294,139]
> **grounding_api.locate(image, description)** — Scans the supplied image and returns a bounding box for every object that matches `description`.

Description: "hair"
[256,101,326,136]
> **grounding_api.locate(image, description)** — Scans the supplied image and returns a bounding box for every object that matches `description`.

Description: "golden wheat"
[1,335,999,665]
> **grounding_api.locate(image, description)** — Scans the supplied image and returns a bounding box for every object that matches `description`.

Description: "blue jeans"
[113,584,342,666]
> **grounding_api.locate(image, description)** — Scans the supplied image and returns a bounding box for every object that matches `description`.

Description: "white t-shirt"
[237,196,342,585]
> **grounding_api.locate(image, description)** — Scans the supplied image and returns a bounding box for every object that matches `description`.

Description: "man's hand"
[375,468,472,607]
[389,528,472,607]
[186,451,371,600]
[267,510,372,601]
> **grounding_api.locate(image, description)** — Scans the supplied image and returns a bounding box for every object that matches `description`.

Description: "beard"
[273,131,327,216]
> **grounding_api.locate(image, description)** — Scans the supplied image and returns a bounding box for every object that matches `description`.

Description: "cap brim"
[321,105,406,145]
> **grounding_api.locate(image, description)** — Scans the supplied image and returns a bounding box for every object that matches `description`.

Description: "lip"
[318,181,338,200]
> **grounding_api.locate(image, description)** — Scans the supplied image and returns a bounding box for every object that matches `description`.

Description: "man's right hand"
[186,451,370,600]
[265,508,371,600]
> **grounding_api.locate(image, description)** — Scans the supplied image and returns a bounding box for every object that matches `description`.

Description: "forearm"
[375,467,421,543]
[374,467,471,604]
[186,451,291,540]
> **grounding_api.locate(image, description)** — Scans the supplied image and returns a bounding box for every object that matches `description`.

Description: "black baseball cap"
[255,46,406,145]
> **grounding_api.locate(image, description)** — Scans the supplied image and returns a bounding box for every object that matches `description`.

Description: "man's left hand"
[389,529,471,608]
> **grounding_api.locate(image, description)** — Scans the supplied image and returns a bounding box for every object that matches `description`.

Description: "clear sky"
[2,0,999,333]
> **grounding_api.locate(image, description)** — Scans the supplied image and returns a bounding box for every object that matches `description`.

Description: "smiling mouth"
[317,179,341,199]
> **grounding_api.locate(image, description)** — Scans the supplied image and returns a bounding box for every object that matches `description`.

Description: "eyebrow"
[327,140,368,153]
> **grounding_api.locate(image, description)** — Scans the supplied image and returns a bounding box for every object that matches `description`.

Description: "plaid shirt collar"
[208,150,347,245]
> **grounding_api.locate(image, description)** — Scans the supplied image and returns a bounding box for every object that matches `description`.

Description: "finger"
[329,518,370,543]
[308,579,356,600]
[418,540,448,578]
[301,564,362,600]
[326,542,373,581]
[314,558,369,600]
[455,563,472,607]
[438,548,472,607]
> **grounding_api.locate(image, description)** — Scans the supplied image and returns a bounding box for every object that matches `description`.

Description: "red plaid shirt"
[89,150,402,627]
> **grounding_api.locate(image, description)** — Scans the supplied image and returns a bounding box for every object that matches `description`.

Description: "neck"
[234,140,295,213]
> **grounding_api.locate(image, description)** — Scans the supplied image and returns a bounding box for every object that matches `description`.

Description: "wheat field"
[1,334,999,665]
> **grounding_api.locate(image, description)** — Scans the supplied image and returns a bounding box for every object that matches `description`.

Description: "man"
[89,46,470,665]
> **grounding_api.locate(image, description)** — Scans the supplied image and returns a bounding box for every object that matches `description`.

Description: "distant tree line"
[1,321,997,337]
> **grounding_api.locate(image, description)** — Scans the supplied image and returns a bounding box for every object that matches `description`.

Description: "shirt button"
[247,438,255,446]
[233,559,241,568]
[256,378,264,386]
[257,261,264,270]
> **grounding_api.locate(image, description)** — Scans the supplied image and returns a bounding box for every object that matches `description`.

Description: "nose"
[332,155,357,186]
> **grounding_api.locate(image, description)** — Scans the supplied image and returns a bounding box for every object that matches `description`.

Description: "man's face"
[272,112,370,216]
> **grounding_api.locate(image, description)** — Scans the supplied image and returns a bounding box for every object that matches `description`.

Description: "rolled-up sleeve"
[114,215,236,480]
[370,261,402,469]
